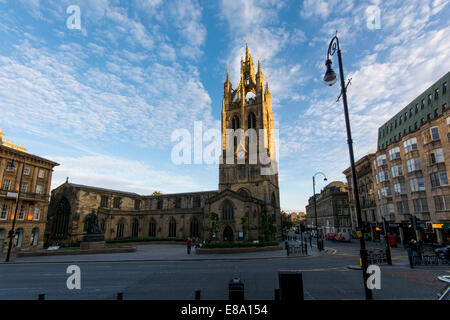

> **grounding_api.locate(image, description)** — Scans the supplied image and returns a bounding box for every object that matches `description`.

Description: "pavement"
[0,241,321,264]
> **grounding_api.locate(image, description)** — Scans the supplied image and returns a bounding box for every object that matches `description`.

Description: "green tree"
[260,212,276,241]
[209,211,220,241]
[240,215,248,240]
[281,211,293,231]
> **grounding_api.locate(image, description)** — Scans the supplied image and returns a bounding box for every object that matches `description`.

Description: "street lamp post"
[313,172,327,251]
[5,159,25,262]
[323,33,373,300]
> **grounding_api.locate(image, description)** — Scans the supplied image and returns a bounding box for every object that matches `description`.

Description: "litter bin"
[229,278,244,301]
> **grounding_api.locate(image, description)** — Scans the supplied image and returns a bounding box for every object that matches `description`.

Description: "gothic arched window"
[232,115,240,130]
[221,200,234,220]
[131,218,139,238]
[190,217,200,238]
[248,112,256,129]
[52,197,71,239]
[116,220,125,239]
[169,217,177,238]
[149,219,157,237]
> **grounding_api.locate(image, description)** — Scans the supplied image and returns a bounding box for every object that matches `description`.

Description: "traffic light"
[410,215,418,230]
[426,222,433,232]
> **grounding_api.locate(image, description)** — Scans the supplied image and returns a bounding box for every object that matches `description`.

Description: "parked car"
[434,245,450,260]
[336,232,351,242]
[325,233,336,241]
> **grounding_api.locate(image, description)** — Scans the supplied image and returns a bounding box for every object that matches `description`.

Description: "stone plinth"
[80,241,106,250]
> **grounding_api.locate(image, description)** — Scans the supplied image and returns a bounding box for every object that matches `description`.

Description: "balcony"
[0,189,49,202]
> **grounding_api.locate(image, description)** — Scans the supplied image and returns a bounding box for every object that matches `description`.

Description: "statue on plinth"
[81,209,105,247]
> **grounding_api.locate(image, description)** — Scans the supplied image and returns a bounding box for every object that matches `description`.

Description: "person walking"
[308,234,312,249]
[187,237,192,254]
[410,239,419,264]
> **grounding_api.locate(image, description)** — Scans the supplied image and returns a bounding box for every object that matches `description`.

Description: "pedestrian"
[309,234,312,249]
[409,239,419,264]
[187,237,192,254]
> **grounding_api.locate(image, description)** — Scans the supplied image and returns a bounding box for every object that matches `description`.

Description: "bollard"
[117,292,123,300]
[229,278,244,301]
[407,249,414,269]
[274,289,280,301]
[38,294,45,300]
[195,290,201,300]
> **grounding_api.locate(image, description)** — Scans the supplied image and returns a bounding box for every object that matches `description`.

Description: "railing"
[0,189,49,202]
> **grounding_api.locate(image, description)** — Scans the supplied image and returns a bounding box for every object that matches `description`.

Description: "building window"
[20,183,28,193]
[423,126,440,143]
[38,169,45,179]
[428,94,432,104]
[413,198,429,213]
[113,197,121,209]
[444,82,447,95]
[134,199,141,210]
[190,218,200,238]
[248,112,256,129]
[193,196,201,208]
[116,223,124,239]
[421,99,425,109]
[222,200,234,220]
[443,104,447,113]
[379,170,389,182]
[406,158,421,173]
[2,180,11,190]
[100,196,108,208]
[30,228,39,246]
[427,148,445,165]
[33,207,41,221]
[388,147,401,160]
[381,187,392,198]
[435,88,439,100]
[14,228,23,248]
[394,183,406,196]
[415,104,418,114]
[174,197,181,208]
[410,177,425,192]
[157,198,163,210]
[18,205,25,220]
[376,154,387,166]
[168,217,177,237]
[391,164,404,178]
[397,201,410,214]
[434,195,450,211]
[35,185,42,195]
[386,203,395,214]
[6,162,15,172]
[131,219,139,238]
[232,115,240,130]
[430,171,448,188]
[23,166,30,176]
[403,137,418,153]
[149,219,156,237]
[1,204,7,220]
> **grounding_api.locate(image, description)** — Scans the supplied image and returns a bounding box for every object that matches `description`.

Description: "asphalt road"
[0,247,447,300]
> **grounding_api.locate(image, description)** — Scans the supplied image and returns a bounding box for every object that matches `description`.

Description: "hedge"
[106,237,187,244]
[201,241,279,248]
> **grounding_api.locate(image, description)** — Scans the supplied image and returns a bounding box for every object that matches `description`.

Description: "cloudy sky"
[0,0,449,212]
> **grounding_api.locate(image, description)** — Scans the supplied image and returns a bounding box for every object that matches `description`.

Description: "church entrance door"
[223,226,233,241]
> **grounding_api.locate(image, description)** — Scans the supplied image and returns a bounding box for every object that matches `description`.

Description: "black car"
[434,245,450,260]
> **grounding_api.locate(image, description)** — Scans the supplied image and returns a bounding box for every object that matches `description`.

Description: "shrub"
[106,237,187,244]
[201,241,279,249]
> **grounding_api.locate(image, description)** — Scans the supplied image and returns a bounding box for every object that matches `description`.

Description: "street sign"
[6,192,18,198]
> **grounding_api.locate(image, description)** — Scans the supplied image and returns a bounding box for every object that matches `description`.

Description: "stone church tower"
[217,43,281,239]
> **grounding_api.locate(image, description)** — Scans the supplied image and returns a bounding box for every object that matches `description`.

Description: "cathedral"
[45,44,281,246]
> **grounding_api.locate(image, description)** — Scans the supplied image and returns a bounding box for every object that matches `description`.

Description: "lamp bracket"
[336,78,352,102]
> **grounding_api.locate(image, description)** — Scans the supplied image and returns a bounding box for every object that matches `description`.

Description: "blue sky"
[0,0,449,212]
